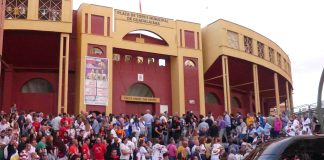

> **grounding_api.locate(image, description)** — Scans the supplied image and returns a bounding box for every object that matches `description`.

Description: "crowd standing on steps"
[0,107,318,160]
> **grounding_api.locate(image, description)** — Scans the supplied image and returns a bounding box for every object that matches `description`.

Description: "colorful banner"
[84,56,108,106]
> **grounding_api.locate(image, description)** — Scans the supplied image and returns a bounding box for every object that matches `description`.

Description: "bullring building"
[0,1,293,116]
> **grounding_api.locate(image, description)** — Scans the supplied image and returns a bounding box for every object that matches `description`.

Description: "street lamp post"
[317,68,324,133]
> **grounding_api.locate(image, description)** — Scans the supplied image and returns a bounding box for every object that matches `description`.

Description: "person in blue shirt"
[254,122,264,136]
[257,112,265,128]
[263,119,272,139]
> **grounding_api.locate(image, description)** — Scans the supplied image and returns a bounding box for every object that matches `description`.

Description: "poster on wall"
[84,56,108,106]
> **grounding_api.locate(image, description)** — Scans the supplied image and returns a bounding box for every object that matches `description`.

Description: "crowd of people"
[0,107,319,160]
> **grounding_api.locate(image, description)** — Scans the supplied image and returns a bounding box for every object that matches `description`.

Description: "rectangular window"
[227,31,239,49]
[125,55,132,62]
[113,54,120,61]
[39,0,62,21]
[107,17,110,36]
[159,59,166,66]
[184,30,195,49]
[91,15,104,35]
[277,52,281,67]
[268,47,274,63]
[5,0,28,19]
[180,29,183,47]
[283,58,288,71]
[148,58,155,64]
[197,32,200,49]
[244,36,253,54]
[85,13,88,33]
[137,56,144,64]
[257,41,264,58]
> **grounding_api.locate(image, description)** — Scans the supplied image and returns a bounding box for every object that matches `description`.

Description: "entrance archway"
[125,83,156,114]
[126,83,154,97]
[17,78,56,113]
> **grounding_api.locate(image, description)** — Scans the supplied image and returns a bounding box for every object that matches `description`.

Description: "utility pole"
[317,68,324,133]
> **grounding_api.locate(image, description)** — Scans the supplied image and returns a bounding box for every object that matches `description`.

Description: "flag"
[139,0,142,14]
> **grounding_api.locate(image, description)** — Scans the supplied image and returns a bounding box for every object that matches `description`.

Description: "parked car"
[245,135,324,160]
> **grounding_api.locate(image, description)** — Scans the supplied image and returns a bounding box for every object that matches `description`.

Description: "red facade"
[183,57,200,115]
[112,48,172,115]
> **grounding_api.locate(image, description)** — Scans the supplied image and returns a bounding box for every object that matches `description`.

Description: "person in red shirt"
[69,139,80,157]
[60,113,72,126]
[32,117,41,132]
[92,138,106,160]
[59,121,69,138]
[81,138,91,159]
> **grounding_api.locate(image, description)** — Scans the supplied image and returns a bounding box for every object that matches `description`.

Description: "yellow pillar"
[253,64,261,114]
[171,55,185,116]
[58,33,70,114]
[198,55,206,115]
[274,73,280,115]
[290,89,294,112]
[285,81,291,112]
[222,56,231,114]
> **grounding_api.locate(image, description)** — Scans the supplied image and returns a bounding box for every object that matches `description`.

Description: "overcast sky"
[73,0,324,107]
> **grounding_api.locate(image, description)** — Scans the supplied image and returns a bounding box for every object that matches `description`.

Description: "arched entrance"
[17,78,56,113]
[124,83,156,115]
[205,92,224,115]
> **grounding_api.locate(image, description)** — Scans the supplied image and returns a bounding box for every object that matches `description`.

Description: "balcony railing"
[5,0,62,21]
[39,0,62,21]
[5,0,28,19]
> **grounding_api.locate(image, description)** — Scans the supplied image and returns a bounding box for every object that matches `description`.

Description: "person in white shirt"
[136,140,149,160]
[302,115,311,135]
[151,143,167,160]
[0,131,10,148]
[292,117,300,129]
[0,119,9,132]
[120,137,131,160]
[199,138,207,160]
[285,122,296,137]
[126,137,135,160]
[51,114,62,131]
[211,138,223,160]
[110,124,118,138]
[191,139,200,156]
[139,117,147,136]
[160,113,168,124]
